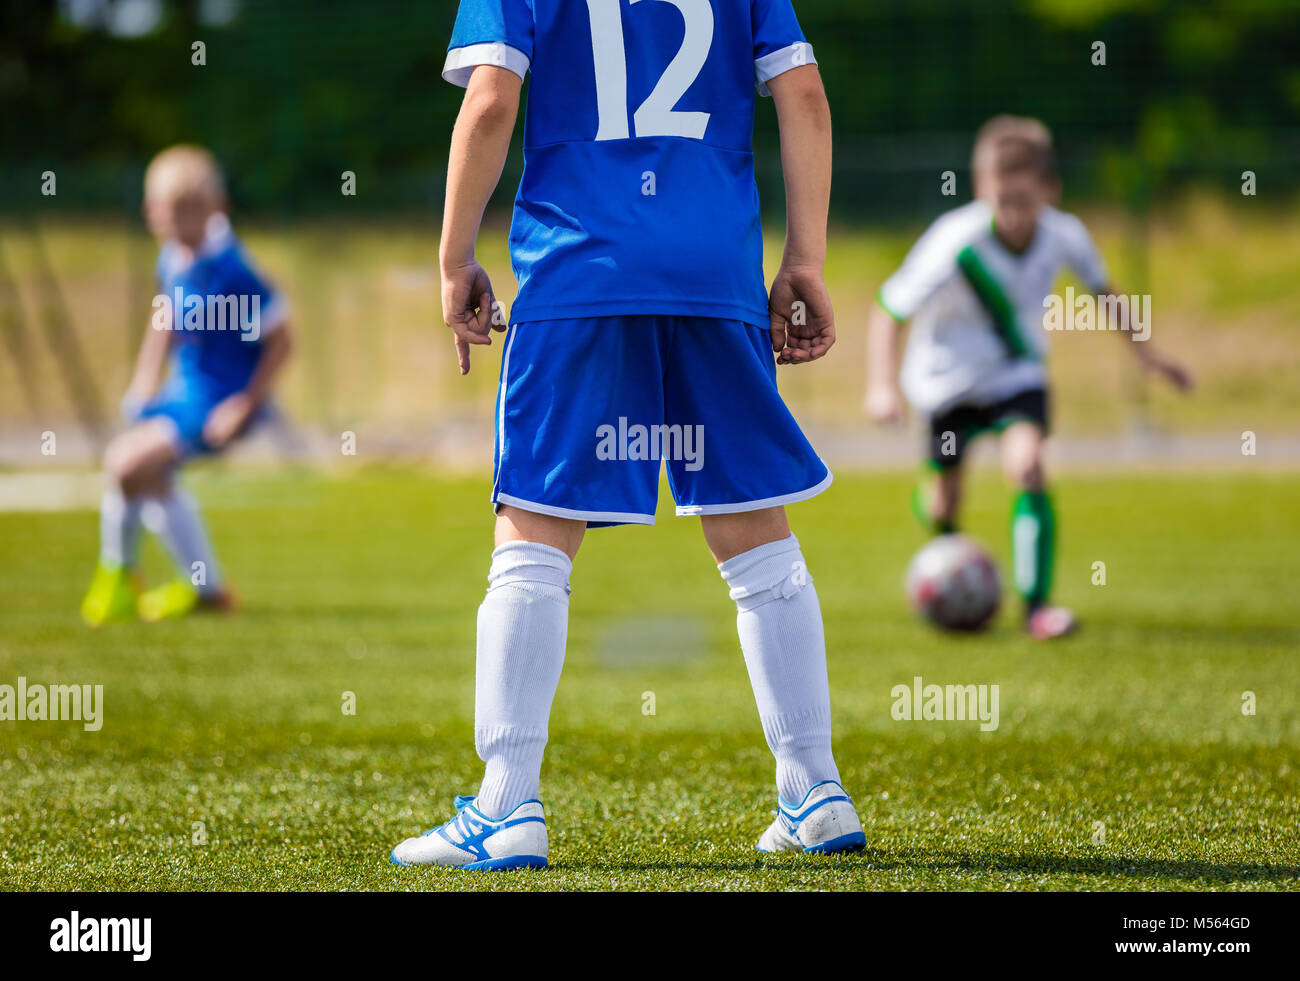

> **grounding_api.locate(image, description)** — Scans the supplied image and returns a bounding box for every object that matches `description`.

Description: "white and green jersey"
[879,200,1108,414]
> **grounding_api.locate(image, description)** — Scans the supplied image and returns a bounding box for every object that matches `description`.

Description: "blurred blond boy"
[80,145,293,625]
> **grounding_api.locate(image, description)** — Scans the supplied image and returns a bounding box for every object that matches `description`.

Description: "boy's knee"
[493,506,585,561]
[702,507,790,564]
[1006,458,1045,491]
[1002,426,1046,490]
[102,439,135,489]
[104,438,169,496]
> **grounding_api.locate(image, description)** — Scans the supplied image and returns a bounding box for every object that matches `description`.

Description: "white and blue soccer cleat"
[757,780,867,854]
[389,795,548,870]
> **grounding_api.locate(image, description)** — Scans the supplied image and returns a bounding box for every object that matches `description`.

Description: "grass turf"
[1,467,1298,891]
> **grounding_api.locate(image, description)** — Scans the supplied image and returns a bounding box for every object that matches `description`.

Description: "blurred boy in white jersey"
[866,116,1191,639]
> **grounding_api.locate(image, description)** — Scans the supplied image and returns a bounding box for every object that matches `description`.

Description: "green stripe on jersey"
[955,245,1036,360]
[876,286,908,323]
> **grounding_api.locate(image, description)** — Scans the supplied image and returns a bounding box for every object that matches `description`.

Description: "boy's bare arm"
[440,66,523,375]
[767,65,834,365]
[1100,286,1194,391]
[241,324,294,406]
[202,324,294,449]
[865,304,905,422]
[123,315,172,411]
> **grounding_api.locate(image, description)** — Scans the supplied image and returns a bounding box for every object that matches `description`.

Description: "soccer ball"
[905,534,1001,632]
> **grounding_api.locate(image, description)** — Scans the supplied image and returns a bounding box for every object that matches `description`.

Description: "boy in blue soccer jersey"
[390,0,864,869]
[79,145,293,625]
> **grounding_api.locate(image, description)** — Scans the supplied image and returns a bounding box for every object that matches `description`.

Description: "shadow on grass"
[919,850,1300,885]
[571,850,1300,885]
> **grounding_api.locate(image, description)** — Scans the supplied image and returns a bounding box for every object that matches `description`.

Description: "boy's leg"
[914,463,963,535]
[917,403,978,535]
[704,507,841,806]
[469,318,641,818]
[98,485,143,570]
[1002,420,1073,637]
[390,505,577,868]
[128,405,234,613]
[82,420,179,624]
[473,505,584,819]
[1002,419,1051,606]
[395,318,659,868]
[102,419,178,553]
[140,482,227,604]
[665,319,860,852]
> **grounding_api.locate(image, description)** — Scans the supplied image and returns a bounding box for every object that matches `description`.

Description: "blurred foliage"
[2,0,1298,217]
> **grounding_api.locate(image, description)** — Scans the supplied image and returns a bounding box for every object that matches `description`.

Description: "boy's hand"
[120,385,153,423]
[769,263,835,365]
[441,260,503,375]
[1136,346,1194,392]
[202,391,255,449]
[865,384,904,424]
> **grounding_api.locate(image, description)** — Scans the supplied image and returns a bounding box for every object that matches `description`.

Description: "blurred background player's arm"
[202,324,294,449]
[121,312,173,419]
[440,65,522,375]
[1100,286,1194,391]
[865,303,905,423]
[767,65,835,365]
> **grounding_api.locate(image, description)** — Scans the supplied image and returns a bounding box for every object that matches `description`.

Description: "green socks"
[1011,489,1055,609]
[910,479,1056,609]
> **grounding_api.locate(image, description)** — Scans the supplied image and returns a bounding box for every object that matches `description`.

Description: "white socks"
[99,488,143,568]
[101,484,223,595]
[468,534,836,817]
[474,541,571,820]
[719,534,841,805]
[98,488,143,569]
[142,489,223,597]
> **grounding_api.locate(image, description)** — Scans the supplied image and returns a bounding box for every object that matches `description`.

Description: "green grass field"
[1,467,1297,891]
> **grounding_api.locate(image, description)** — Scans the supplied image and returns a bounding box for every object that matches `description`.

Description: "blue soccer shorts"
[135,376,269,459]
[490,316,832,527]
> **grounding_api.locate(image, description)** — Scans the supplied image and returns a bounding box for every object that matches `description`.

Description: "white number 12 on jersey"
[586,0,714,141]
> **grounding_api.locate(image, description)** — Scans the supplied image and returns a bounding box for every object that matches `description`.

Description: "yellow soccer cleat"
[80,562,140,627]
[137,579,200,622]
[137,580,237,622]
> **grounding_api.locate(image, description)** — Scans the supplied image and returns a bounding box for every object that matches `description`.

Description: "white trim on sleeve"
[253,295,289,337]
[755,42,816,97]
[443,42,531,87]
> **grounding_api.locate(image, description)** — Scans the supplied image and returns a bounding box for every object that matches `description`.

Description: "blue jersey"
[156,213,286,399]
[444,0,815,326]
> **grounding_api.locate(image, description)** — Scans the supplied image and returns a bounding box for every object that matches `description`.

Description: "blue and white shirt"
[156,213,287,398]
[444,0,815,326]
